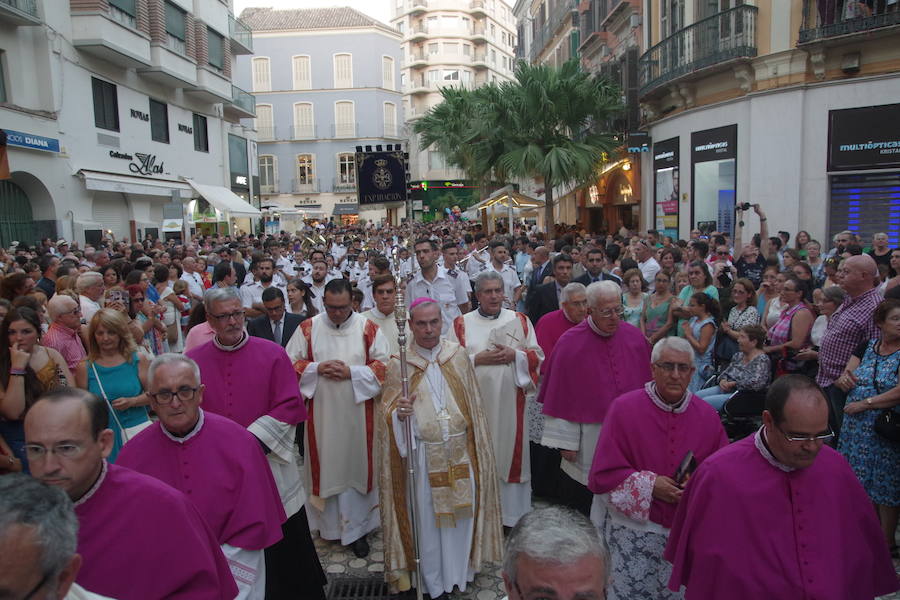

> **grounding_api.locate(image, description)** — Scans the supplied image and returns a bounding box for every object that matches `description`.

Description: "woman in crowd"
[153,264,184,353]
[658,247,680,277]
[127,284,166,356]
[756,264,780,318]
[621,268,648,327]
[75,308,150,463]
[721,278,760,343]
[696,325,770,412]
[795,230,811,258]
[762,270,788,330]
[287,278,318,318]
[806,240,825,284]
[0,307,74,472]
[792,262,816,303]
[836,298,900,559]
[682,291,719,392]
[168,264,183,288]
[822,257,842,289]
[673,260,718,336]
[764,275,814,376]
[197,257,213,289]
[641,270,676,344]
[796,286,847,373]
[0,273,35,302]
[99,264,121,290]
[103,286,146,344]
[885,248,900,294]
[0,299,10,322]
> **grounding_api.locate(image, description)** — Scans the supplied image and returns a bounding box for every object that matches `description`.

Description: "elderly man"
[502,506,608,600]
[44,294,87,372]
[186,287,324,599]
[539,281,652,516]
[451,271,543,527]
[589,337,728,600]
[180,256,206,304]
[526,254,574,325]
[24,389,236,600]
[816,254,882,436]
[286,278,390,557]
[379,298,503,598]
[665,375,898,599]
[362,274,400,356]
[635,239,661,284]
[76,272,104,323]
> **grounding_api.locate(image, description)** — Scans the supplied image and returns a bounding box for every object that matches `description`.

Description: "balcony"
[259,183,278,195]
[0,0,40,26]
[229,14,253,54]
[225,85,256,119]
[798,1,900,44]
[139,40,198,88]
[406,52,428,67]
[470,0,486,16]
[186,65,232,103]
[471,23,487,41]
[333,178,357,193]
[547,0,578,37]
[332,123,358,138]
[408,24,428,42]
[472,52,488,67]
[291,125,317,140]
[70,5,152,68]
[292,179,320,193]
[638,5,758,98]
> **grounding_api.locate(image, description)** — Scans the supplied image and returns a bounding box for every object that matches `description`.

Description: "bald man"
[43,294,87,372]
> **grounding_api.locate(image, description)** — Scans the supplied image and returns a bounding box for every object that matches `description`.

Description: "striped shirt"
[815,287,882,387]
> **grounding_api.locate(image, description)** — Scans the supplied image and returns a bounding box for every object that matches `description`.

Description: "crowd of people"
[0,203,898,600]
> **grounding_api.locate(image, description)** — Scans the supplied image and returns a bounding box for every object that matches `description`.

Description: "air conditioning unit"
[630,14,642,28]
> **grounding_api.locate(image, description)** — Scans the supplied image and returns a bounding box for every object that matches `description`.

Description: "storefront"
[691,124,737,237]
[826,103,900,247]
[653,137,680,241]
[577,157,641,235]
[333,203,360,226]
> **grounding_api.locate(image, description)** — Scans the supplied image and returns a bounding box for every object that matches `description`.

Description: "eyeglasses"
[209,310,245,322]
[61,306,82,315]
[149,386,199,404]
[776,423,834,443]
[716,251,729,256]
[654,362,694,374]
[23,442,86,461]
[131,297,145,302]
[593,306,624,318]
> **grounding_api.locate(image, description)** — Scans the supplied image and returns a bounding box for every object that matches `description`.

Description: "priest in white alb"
[286,278,390,558]
[451,271,543,527]
[379,298,503,598]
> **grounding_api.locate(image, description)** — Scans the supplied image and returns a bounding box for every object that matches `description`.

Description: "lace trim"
[644,382,690,413]
[213,332,249,352]
[608,470,656,523]
[161,409,205,444]
[73,460,108,507]
[753,427,794,472]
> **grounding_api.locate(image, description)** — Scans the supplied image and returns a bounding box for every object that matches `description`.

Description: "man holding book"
[589,337,728,600]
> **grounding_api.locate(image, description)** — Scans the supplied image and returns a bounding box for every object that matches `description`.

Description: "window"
[207,28,224,71]
[427,69,440,84]
[252,57,271,92]
[462,44,471,56]
[427,43,439,55]
[383,102,397,137]
[256,104,274,140]
[229,135,249,184]
[333,53,352,88]
[490,49,496,65]
[293,102,314,138]
[490,23,496,38]
[109,0,135,26]
[149,99,169,143]
[397,21,405,34]
[259,155,278,193]
[0,52,6,103]
[444,42,459,54]
[334,101,355,137]
[382,56,395,90]
[296,154,315,188]
[337,153,355,185]
[91,77,119,132]
[193,113,208,152]
[292,55,311,90]
[164,1,186,53]
[443,69,460,81]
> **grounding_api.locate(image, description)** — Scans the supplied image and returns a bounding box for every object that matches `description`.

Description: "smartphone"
[105,290,128,307]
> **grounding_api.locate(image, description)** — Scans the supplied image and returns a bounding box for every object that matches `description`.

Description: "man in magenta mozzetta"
[118,354,286,599]
[24,388,236,600]
[589,337,727,600]
[665,375,899,600]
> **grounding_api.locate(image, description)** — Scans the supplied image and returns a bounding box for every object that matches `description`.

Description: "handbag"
[874,409,900,444]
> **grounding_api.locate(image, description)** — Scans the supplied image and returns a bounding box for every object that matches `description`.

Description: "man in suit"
[527,246,552,292]
[574,247,622,286]
[247,287,302,348]
[526,254,574,325]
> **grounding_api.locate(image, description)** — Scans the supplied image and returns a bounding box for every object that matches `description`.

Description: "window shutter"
[252,58,271,92]
[294,103,314,138]
[382,57,394,90]
[293,56,311,90]
[334,54,352,88]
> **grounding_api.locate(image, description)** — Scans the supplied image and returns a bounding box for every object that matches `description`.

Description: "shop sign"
[162,219,183,233]
[627,132,651,154]
[178,124,193,134]
[4,129,60,153]
[130,109,150,122]
[691,125,737,162]
[653,137,680,240]
[828,103,900,171]
[233,174,249,188]
[108,150,167,176]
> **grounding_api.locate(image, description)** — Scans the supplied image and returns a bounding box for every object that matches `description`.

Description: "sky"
[233,0,514,26]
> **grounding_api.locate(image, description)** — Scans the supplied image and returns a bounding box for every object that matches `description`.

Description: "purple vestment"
[664,434,899,599]
[187,336,306,428]
[539,320,652,423]
[118,411,286,549]
[534,309,578,375]
[589,387,728,528]
[74,463,237,600]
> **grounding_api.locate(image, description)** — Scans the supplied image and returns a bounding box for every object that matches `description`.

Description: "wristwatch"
[865,397,873,406]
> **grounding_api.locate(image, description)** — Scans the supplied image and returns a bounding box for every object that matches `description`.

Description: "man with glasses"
[540,281,652,516]
[589,337,727,600]
[44,294,87,372]
[187,286,321,598]
[665,375,898,599]
[286,278,390,558]
[118,354,311,600]
[23,388,236,600]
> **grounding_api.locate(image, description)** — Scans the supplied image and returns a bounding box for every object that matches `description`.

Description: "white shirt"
[79,295,102,323]
[406,266,469,334]
[638,257,661,285]
[486,261,523,310]
[239,281,287,310]
[180,271,205,299]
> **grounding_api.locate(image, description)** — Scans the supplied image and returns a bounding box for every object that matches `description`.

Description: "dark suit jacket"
[246,312,303,348]
[574,271,622,286]
[528,262,552,292]
[526,281,560,325]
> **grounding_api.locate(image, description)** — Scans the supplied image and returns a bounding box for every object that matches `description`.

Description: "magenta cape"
[534,309,578,375]
[588,388,728,528]
[539,320,652,423]
[664,435,899,599]
[187,336,306,427]
[74,463,237,600]
[118,411,286,550]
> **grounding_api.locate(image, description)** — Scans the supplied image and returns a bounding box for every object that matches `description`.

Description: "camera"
[737,202,752,212]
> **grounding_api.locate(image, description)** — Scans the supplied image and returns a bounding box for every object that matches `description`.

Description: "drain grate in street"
[327,577,392,600]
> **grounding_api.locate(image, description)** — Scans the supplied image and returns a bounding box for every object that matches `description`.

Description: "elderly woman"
[836,298,900,558]
[695,325,770,412]
[764,275,814,375]
[797,286,847,365]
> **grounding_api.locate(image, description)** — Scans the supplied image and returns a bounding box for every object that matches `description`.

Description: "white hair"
[203,285,241,312]
[585,280,621,308]
[75,271,102,293]
[474,270,504,293]
[148,353,201,385]
[651,336,694,363]
[560,282,587,304]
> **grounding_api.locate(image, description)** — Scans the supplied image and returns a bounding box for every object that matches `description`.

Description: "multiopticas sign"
[828,103,900,171]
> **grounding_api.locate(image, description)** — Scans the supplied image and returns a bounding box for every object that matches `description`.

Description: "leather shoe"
[350,535,369,558]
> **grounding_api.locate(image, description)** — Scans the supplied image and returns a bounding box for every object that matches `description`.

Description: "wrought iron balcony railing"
[799,0,900,44]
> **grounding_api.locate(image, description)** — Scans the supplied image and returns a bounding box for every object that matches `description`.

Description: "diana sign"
[4,129,60,153]
[355,151,407,206]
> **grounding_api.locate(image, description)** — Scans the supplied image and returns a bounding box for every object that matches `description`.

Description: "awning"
[333,203,359,216]
[78,170,192,198]
[184,179,261,217]
[468,185,545,212]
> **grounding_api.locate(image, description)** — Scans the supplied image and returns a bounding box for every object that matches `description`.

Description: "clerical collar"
[161,409,205,444]
[563,310,580,324]
[325,312,354,329]
[414,342,441,362]
[477,308,502,320]
[586,316,614,338]
[370,307,392,320]
[213,332,249,352]
[754,427,795,472]
[644,381,690,413]
[74,460,108,507]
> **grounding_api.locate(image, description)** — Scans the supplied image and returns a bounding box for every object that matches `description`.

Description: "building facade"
[0,0,258,246]
[638,0,900,246]
[235,7,404,228]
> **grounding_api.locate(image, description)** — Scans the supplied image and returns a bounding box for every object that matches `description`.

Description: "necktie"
[273,320,282,346]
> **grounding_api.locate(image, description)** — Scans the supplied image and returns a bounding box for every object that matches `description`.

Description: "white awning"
[78,170,192,198]
[184,179,261,217]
